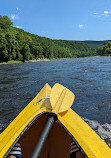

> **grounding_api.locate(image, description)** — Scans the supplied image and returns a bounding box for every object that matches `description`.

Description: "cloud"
[104,11,109,14]
[93,10,110,17]
[16,8,21,11]
[93,12,98,15]
[16,26,22,29]
[11,14,18,20]
[78,24,84,29]
[101,11,110,17]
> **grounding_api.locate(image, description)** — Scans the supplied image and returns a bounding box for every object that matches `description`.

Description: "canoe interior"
[20,113,72,158]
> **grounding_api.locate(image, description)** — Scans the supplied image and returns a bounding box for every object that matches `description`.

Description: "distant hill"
[0,15,97,62]
[83,40,111,56]
[82,41,105,49]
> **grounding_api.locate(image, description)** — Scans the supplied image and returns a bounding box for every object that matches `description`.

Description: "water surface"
[0,57,111,147]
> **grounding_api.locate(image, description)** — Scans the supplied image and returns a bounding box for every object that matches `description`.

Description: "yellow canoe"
[0,83,111,158]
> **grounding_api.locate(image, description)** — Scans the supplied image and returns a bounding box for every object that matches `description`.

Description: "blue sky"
[1,0,111,41]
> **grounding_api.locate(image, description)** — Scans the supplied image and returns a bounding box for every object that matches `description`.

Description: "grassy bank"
[0,59,50,65]
[0,60,22,65]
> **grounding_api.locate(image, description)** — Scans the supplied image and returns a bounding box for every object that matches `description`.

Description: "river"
[0,56,111,147]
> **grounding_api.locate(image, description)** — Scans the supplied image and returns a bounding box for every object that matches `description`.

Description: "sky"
[1,0,111,41]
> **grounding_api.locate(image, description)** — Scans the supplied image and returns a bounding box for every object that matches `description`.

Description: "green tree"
[48,45,54,59]
[21,44,31,61]
[97,41,111,56]
[16,51,23,61]
[0,15,13,29]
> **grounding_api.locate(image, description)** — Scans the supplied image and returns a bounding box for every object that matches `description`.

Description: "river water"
[0,57,111,147]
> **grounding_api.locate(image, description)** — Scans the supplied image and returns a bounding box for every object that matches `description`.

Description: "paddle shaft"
[31,84,74,158]
[31,114,57,158]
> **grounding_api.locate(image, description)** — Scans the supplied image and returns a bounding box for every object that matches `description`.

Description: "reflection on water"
[0,56,111,147]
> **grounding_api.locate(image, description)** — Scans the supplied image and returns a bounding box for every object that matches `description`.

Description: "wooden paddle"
[31,83,75,158]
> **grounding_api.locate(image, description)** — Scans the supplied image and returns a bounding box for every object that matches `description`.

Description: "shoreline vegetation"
[0,15,111,64]
[0,55,111,65]
[0,59,50,64]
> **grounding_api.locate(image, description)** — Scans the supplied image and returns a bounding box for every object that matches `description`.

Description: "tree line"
[0,15,97,62]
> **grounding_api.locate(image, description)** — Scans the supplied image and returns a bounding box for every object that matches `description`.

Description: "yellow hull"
[0,84,111,157]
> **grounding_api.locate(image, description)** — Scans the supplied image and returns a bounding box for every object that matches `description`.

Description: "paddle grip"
[31,113,57,158]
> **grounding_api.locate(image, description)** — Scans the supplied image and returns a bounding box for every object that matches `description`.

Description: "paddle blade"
[50,83,75,113]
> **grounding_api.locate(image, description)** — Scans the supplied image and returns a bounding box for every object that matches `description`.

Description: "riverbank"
[0,59,50,65]
[0,60,22,65]
[0,58,73,65]
[25,59,50,62]
[0,56,110,65]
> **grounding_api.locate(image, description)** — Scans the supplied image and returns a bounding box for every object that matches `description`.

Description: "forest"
[0,15,98,62]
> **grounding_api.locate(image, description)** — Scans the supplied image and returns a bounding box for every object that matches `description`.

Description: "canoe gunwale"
[57,119,88,158]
